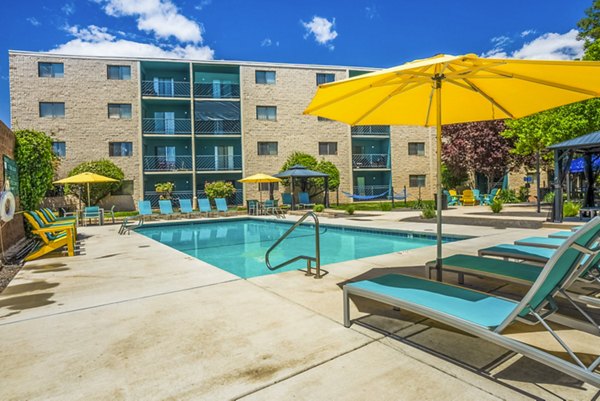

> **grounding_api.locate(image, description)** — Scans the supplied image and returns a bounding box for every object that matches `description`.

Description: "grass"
[113,211,140,217]
[329,200,433,211]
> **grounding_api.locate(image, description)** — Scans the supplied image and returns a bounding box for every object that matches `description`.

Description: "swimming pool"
[136,218,464,278]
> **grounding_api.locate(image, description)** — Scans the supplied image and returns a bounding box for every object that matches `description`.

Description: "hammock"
[389,192,408,200]
[342,190,389,201]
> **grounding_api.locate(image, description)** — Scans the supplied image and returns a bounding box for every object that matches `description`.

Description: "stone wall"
[9,53,141,200]
[0,121,25,254]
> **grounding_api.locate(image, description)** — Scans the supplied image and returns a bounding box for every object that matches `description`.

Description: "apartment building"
[9,51,437,207]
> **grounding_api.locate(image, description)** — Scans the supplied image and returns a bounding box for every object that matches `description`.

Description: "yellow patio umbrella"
[304,53,600,280]
[54,172,119,207]
[238,173,282,201]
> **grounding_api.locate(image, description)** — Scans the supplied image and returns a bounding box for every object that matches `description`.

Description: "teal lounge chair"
[298,192,314,209]
[159,200,178,219]
[199,198,213,217]
[344,219,600,386]
[215,198,229,216]
[138,200,153,217]
[478,244,554,264]
[549,230,574,239]
[179,199,194,217]
[514,236,564,249]
[281,193,293,208]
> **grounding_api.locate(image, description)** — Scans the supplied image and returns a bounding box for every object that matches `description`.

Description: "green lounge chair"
[199,198,213,217]
[344,219,600,386]
[514,236,564,249]
[215,198,229,216]
[159,200,178,219]
[478,244,554,264]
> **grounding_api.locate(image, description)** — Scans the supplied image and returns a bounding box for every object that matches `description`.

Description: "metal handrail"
[265,211,325,279]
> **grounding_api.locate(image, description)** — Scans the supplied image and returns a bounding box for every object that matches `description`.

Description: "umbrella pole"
[435,79,443,281]
[87,183,91,207]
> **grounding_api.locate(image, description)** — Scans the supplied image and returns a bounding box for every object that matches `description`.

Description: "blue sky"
[0,0,592,126]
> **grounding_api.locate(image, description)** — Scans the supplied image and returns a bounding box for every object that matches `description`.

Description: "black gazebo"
[274,164,330,209]
[548,131,600,222]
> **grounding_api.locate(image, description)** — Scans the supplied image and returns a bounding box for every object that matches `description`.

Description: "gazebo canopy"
[274,164,329,178]
[548,130,600,153]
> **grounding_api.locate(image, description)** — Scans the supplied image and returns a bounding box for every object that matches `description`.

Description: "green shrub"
[155,182,174,200]
[204,181,236,201]
[421,203,436,219]
[313,204,325,212]
[543,191,555,204]
[379,202,392,211]
[346,205,355,215]
[518,186,530,202]
[66,159,124,205]
[496,189,519,203]
[14,129,57,210]
[563,201,581,217]
[490,199,503,213]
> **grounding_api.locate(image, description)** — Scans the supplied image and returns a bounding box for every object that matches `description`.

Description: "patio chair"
[548,230,574,239]
[514,236,564,249]
[247,199,259,215]
[158,200,178,219]
[215,198,229,216]
[263,199,284,217]
[298,192,314,209]
[138,200,153,218]
[23,212,76,261]
[109,205,116,224]
[461,189,476,206]
[281,193,293,208]
[83,206,101,226]
[478,244,555,264]
[344,219,600,386]
[38,208,77,225]
[472,189,483,204]
[25,211,77,237]
[483,188,500,205]
[199,198,214,217]
[179,199,194,217]
[444,190,459,206]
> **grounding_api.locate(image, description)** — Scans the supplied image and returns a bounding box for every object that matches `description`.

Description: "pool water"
[136,219,461,278]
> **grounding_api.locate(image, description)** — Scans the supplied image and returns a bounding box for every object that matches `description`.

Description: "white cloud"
[491,35,511,47]
[195,0,212,11]
[62,2,75,15]
[261,38,272,47]
[26,17,40,26]
[302,16,338,50]
[50,24,214,60]
[512,29,583,60]
[365,5,378,20]
[520,29,536,38]
[97,0,203,43]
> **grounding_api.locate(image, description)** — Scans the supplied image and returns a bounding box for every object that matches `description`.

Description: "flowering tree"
[442,120,516,190]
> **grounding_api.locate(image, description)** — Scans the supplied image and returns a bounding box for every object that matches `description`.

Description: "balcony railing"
[197,190,243,205]
[196,155,242,171]
[144,156,193,171]
[194,83,240,99]
[142,118,192,135]
[352,185,390,201]
[351,125,390,135]
[144,191,193,208]
[352,154,389,169]
[194,120,241,135]
[141,80,190,98]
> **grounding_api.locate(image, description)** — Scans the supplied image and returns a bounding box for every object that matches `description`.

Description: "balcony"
[352,185,389,201]
[352,154,389,169]
[194,83,240,99]
[351,125,390,136]
[142,118,192,135]
[144,156,193,171]
[196,155,242,171]
[141,80,190,98]
[195,120,241,135]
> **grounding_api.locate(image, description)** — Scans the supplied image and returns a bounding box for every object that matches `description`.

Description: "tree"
[14,129,57,210]
[442,120,515,190]
[279,152,340,195]
[66,159,124,205]
[314,160,340,191]
[577,0,600,56]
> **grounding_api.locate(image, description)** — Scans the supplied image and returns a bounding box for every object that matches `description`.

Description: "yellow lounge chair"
[25,211,77,237]
[461,189,477,206]
[25,225,75,261]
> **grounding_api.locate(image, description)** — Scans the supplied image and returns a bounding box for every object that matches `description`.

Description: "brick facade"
[0,121,24,253]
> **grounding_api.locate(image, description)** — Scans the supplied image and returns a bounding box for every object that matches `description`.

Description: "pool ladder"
[265,211,327,279]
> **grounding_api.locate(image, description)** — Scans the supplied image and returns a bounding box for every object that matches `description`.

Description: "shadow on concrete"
[2,281,59,296]
[0,292,55,311]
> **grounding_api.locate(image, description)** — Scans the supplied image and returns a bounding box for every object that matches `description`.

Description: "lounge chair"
[38,208,77,225]
[549,230,574,239]
[298,192,314,209]
[25,211,77,237]
[514,236,564,249]
[478,244,554,264]
[138,200,153,217]
[179,199,194,217]
[461,189,476,206]
[24,212,76,261]
[159,200,178,219]
[281,193,293,209]
[199,198,214,217]
[215,198,229,216]
[344,219,600,386]
[83,206,102,226]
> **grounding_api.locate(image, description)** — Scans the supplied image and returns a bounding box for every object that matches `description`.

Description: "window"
[52,142,66,157]
[256,106,277,121]
[38,62,64,78]
[107,65,131,80]
[39,102,65,118]
[108,103,132,119]
[255,70,276,84]
[109,142,133,157]
[409,175,426,188]
[408,142,425,156]
[259,182,279,191]
[316,73,335,86]
[258,142,278,155]
[318,116,333,122]
[319,142,338,155]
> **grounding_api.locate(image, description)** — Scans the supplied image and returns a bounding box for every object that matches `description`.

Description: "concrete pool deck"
[1,212,599,400]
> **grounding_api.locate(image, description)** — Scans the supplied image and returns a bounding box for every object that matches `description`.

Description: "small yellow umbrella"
[54,172,118,206]
[238,173,282,201]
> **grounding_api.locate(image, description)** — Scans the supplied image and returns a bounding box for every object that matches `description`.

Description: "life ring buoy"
[0,191,16,222]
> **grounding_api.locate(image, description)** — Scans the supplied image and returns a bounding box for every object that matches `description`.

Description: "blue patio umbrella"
[273,165,329,209]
